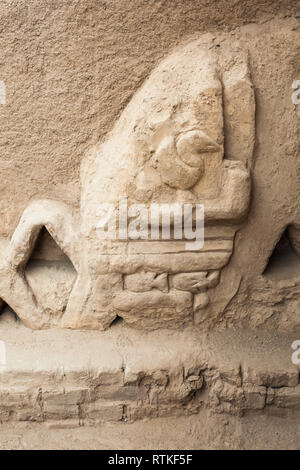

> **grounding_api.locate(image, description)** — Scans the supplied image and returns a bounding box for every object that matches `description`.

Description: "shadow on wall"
[263,228,300,281]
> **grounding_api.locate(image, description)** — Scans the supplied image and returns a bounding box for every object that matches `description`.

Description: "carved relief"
[0,38,256,330]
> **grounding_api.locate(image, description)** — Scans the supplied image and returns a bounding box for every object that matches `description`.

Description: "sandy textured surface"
[0,0,300,450]
[0,412,299,450]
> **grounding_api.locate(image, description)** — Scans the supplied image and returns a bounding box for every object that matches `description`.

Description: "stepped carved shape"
[0,39,257,330]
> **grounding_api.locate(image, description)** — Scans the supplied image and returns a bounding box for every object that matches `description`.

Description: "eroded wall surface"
[0,0,299,332]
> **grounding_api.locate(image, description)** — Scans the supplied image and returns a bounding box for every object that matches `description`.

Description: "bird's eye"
[176,130,219,167]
